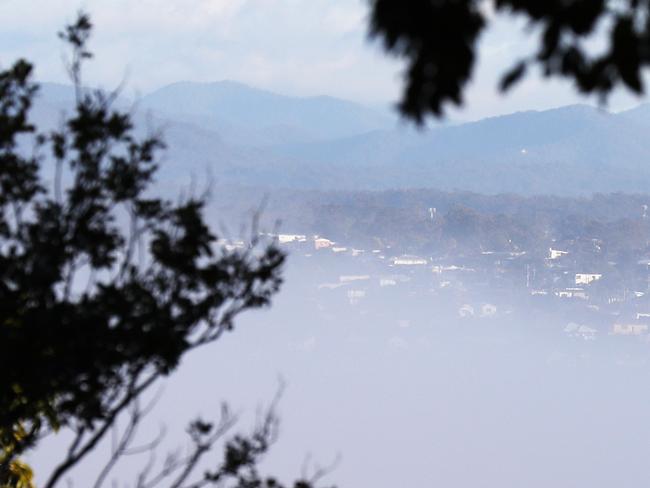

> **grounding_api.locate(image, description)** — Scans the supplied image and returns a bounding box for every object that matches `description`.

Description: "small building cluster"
[223,232,650,342]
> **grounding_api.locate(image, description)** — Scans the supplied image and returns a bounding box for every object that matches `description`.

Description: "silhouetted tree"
[368,0,650,120]
[0,13,330,488]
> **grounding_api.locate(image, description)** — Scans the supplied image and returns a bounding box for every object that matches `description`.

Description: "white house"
[565,322,597,340]
[393,255,428,266]
[549,248,569,259]
[339,275,370,283]
[575,273,602,285]
[277,234,307,244]
[314,237,335,250]
[432,265,475,274]
[458,304,474,317]
[555,287,587,299]
[480,304,497,317]
[347,289,366,305]
[612,323,649,335]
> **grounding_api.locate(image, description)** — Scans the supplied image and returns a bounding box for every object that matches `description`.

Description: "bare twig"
[167,407,238,488]
[92,400,143,488]
[92,386,164,488]
[44,371,160,488]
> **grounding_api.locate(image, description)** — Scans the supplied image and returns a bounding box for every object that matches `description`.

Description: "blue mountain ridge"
[31,81,650,196]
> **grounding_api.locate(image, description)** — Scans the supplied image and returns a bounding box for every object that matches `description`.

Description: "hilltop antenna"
[429,207,436,221]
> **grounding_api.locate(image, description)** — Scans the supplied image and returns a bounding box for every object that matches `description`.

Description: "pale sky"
[1,0,648,121]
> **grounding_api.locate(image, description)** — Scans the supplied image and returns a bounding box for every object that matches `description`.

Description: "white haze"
[9,2,650,477]
[22,74,650,488]
[27,251,650,488]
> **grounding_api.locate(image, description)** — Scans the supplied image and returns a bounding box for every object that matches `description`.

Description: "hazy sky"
[2,0,649,120]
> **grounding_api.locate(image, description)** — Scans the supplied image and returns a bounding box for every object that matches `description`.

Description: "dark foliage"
[368,0,650,120]
[0,14,313,487]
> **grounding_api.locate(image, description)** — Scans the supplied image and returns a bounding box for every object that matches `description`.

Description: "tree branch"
[44,372,160,488]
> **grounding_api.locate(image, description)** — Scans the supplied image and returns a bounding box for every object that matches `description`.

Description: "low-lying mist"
[29,249,650,488]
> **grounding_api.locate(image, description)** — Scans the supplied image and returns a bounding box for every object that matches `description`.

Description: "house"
[612,323,649,335]
[577,325,597,340]
[458,304,474,317]
[575,273,602,285]
[480,304,497,317]
[339,275,370,283]
[277,234,307,244]
[432,265,475,274]
[314,237,335,250]
[549,248,569,259]
[555,287,587,299]
[393,255,428,266]
[564,322,597,340]
[347,289,366,305]
[318,282,348,290]
[380,274,410,286]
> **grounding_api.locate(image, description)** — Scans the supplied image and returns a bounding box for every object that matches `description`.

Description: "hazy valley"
[33,80,650,196]
[25,78,650,488]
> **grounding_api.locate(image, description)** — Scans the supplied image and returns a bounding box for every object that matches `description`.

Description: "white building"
[458,304,474,317]
[575,273,602,285]
[612,323,649,336]
[480,304,497,317]
[432,265,475,274]
[317,282,348,290]
[555,288,587,299]
[565,322,597,340]
[393,255,428,266]
[314,237,335,250]
[549,248,569,259]
[339,275,370,283]
[277,234,307,244]
[347,289,366,305]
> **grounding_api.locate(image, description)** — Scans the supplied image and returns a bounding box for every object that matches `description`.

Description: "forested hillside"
[208,186,650,257]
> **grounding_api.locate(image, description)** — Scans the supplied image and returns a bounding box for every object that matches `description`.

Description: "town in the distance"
[218,216,650,345]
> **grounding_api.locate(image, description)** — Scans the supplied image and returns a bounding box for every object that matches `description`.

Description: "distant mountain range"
[32,80,650,196]
[139,81,394,145]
